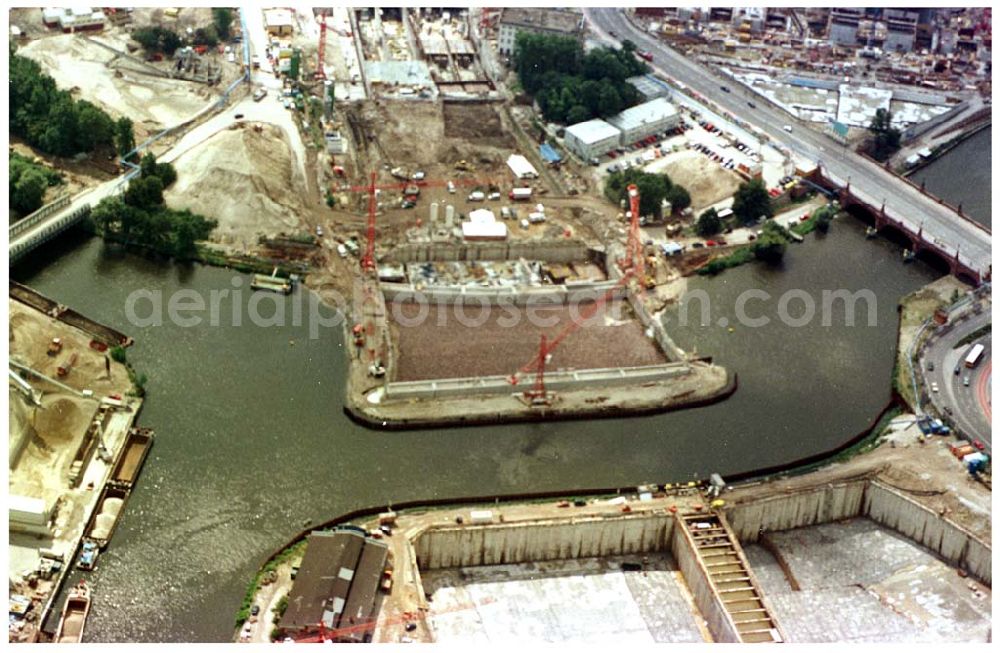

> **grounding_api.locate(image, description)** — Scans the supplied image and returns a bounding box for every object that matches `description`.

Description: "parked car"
[691,242,705,248]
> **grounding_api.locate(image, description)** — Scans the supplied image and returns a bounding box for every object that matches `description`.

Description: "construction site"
[245,409,991,643]
[8,282,146,643]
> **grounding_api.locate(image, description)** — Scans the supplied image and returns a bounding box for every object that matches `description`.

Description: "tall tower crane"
[509,185,645,405]
[315,18,327,80]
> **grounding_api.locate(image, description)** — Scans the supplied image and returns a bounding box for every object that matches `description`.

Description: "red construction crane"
[337,173,495,275]
[315,18,327,80]
[510,184,646,403]
[619,183,646,286]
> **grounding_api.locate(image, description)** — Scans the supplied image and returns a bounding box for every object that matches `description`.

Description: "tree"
[752,221,789,265]
[813,205,835,233]
[867,108,901,161]
[212,8,234,41]
[565,104,591,125]
[695,208,722,237]
[124,176,164,209]
[74,101,114,152]
[731,178,773,225]
[604,169,680,219]
[192,26,219,47]
[115,117,136,159]
[12,169,48,216]
[665,185,691,213]
[133,26,183,55]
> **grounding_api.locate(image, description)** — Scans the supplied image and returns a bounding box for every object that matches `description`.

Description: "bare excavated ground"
[655,151,743,212]
[442,102,515,149]
[165,123,322,247]
[18,33,222,140]
[387,299,667,381]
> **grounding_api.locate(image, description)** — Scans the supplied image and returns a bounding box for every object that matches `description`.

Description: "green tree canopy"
[513,32,646,123]
[867,108,901,161]
[732,178,773,225]
[751,221,789,265]
[115,117,136,160]
[11,168,48,217]
[212,8,234,41]
[133,26,183,55]
[695,208,722,237]
[605,169,680,219]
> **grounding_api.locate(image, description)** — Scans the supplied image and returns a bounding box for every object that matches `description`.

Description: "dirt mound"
[34,397,86,444]
[164,125,309,244]
[658,152,743,212]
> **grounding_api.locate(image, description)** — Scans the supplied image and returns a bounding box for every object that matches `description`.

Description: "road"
[584,9,991,278]
[920,307,992,451]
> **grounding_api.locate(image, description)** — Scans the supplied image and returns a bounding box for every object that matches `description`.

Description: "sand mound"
[164,125,308,244]
[33,397,85,443]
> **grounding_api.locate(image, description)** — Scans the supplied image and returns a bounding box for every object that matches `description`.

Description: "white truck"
[509,187,533,201]
[467,191,485,202]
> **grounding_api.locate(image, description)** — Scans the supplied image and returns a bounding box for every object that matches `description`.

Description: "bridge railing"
[9,195,71,239]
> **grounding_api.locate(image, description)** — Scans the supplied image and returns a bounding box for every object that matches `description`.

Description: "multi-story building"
[497,8,584,56]
[564,119,622,160]
[607,98,680,145]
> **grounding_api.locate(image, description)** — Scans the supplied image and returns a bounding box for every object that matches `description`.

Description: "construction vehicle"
[57,353,78,377]
[48,338,63,356]
[917,415,951,436]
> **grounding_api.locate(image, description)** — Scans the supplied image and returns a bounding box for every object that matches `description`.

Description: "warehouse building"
[563,119,622,160]
[278,529,389,643]
[497,8,584,55]
[607,98,680,146]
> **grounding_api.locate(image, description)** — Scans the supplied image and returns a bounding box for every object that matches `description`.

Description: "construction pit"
[250,416,992,644]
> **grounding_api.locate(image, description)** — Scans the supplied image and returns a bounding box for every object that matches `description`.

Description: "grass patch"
[697,246,754,276]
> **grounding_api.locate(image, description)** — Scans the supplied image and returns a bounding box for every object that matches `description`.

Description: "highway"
[585,8,991,278]
[921,307,992,451]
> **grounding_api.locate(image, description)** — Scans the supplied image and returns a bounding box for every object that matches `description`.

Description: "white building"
[607,98,680,145]
[497,8,584,56]
[463,209,507,241]
[563,119,622,160]
[264,8,294,36]
[506,154,539,179]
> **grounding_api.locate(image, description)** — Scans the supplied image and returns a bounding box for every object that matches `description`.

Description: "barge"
[54,581,90,644]
[250,267,294,294]
[84,485,129,549]
[109,427,154,489]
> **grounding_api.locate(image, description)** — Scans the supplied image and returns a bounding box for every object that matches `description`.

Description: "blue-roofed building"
[539,143,562,164]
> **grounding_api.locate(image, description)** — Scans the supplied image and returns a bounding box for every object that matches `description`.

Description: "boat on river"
[54,581,90,643]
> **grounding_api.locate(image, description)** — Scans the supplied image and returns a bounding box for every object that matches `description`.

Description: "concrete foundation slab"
[743,518,991,642]
[422,555,706,643]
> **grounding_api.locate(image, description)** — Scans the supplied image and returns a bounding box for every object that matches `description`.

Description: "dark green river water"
[14,214,937,641]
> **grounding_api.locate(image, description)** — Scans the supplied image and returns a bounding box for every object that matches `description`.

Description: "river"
[14,216,937,642]
[911,126,992,228]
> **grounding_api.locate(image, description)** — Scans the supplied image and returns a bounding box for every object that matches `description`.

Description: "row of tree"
[9,153,64,219]
[604,168,691,220]
[91,154,215,259]
[513,33,648,124]
[10,46,134,158]
[133,9,234,55]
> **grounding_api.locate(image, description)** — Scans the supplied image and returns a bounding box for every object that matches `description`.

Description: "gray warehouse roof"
[565,119,621,145]
[608,98,678,133]
[499,8,583,34]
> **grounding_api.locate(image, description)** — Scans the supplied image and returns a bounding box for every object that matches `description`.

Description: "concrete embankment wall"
[670,521,741,643]
[626,289,685,362]
[383,363,692,400]
[865,481,991,585]
[389,241,592,264]
[414,513,674,570]
[381,280,623,306]
[725,478,991,585]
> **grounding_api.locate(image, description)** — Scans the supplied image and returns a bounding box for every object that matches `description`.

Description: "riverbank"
[8,293,144,643]
[901,121,992,179]
[345,362,736,430]
[893,276,970,408]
